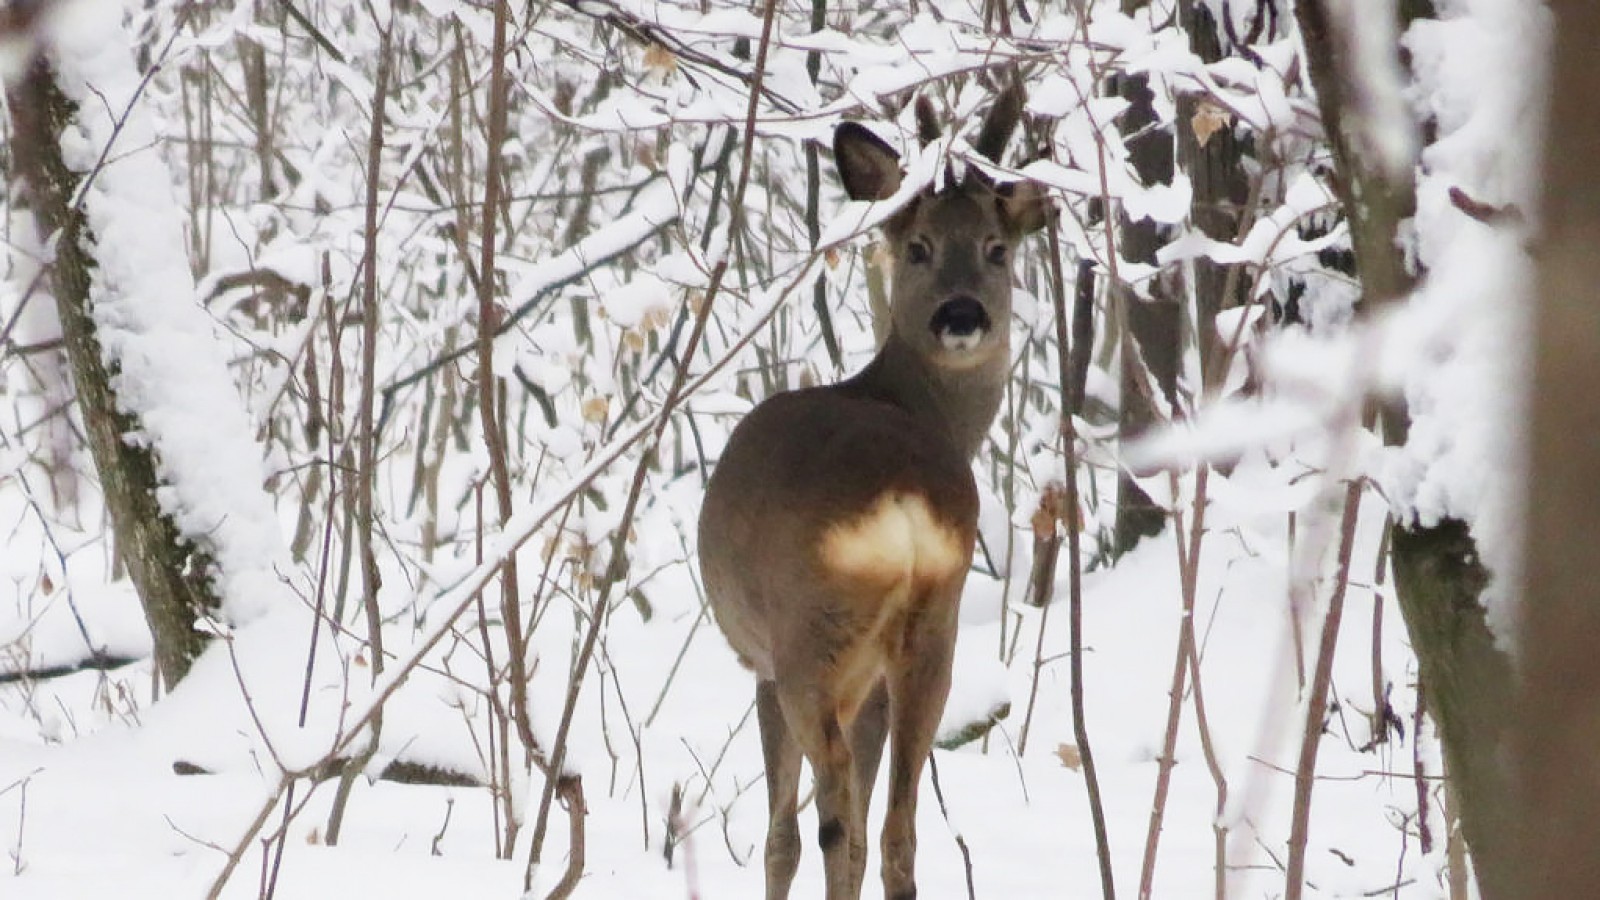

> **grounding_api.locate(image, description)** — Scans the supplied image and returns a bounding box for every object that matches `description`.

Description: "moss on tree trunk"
[1389,520,1518,900]
[7,54,219,690]
[1293,2,1520,897]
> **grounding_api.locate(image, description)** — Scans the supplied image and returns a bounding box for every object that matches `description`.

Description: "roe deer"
[698,86,1050,900]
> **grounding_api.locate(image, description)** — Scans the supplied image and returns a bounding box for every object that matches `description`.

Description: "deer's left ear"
[998,180,1054,236]
[835,123,903,202]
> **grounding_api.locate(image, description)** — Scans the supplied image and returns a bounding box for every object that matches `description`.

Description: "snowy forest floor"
[0,466,1455,900]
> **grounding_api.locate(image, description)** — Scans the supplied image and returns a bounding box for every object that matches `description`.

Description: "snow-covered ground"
[0,465,1447,898]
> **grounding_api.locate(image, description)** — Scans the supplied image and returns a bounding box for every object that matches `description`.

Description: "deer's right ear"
[834,123,903,202]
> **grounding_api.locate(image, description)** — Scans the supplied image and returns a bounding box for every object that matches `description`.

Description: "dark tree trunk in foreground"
[7,53,219,689]
[1513,2,1600,896]
[1294,2,1518,897]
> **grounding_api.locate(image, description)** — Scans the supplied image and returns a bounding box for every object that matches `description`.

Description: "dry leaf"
[623,329,645,352]
[641,306,671,332]
[581,396,609,424]
[1191,101,1232,148]
[306,827,323,845]
[643,43,677,80]
[1032,484,1064,541]
[825,247,841,270]
[1055,743,1083,771]
[634,141,658,172]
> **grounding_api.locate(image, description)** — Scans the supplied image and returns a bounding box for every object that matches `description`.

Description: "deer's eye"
[985,241,1007,265]
[906,238,932,264]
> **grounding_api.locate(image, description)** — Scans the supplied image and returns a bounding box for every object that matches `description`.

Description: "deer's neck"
[845,330,1006,461]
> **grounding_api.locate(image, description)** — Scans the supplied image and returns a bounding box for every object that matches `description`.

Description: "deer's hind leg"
[757,680,804,900]
[772,677,868,900]
[849,678,890,890]
[879,578,962,900]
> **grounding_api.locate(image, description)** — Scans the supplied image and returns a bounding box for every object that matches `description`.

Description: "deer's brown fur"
[699,85,1049,900]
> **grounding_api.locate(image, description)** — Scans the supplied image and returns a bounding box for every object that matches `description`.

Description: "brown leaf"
[1033,483,1078,540]
[643,43,677,80]
[641,306,671,331]
[1055,743,1082,771]
[1191,101,1232,149]
[581,396,609,424]
[634,141,658,172]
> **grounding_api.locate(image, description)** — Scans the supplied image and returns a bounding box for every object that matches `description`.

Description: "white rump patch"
[818,492,967,584]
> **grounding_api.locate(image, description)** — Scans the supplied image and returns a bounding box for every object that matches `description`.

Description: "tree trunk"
[1513,2,1600,896]
[1177,0,1250,386]
[7,54,220,690]
[1113,58,1177,555]
[1293,2,1519,897]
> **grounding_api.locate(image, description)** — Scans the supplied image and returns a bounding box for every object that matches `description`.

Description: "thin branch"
[1283,477,1365,899]
[522,4,784,894]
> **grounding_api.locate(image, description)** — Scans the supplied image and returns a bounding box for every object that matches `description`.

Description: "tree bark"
[1113,56,1177,555]
[1513,2,1600,896]
[1294,2,1519,897]
[1177,0,1250,385]
[7,54,220,689]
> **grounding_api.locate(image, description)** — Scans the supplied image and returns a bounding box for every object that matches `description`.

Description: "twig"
[1284,478,1365,899]
[927,753,977,900]
[325,13,393,846]
[521,1,783,895]
[8,775,27,876]
[476,0,535,862]
[204,776,292,900]
[1046,168,1116,900]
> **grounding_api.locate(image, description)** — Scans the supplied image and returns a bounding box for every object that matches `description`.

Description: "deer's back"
[698,387,979,679]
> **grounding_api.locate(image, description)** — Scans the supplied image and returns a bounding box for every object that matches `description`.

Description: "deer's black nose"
[930,297,990,339]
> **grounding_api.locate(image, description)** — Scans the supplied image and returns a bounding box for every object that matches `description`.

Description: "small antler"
[972,81,1025,163]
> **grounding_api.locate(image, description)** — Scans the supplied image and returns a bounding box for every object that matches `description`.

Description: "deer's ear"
[999,180,1054,236]
[834,123,903,202]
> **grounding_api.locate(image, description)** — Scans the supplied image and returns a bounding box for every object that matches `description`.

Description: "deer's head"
[833,87,1052,372]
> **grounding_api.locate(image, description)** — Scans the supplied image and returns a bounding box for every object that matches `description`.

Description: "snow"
[1379,0,1550,639]
[0,0,1545,896]
[0,483,1439,899]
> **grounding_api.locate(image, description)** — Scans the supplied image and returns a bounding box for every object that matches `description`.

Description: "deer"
[697,84,1050,900]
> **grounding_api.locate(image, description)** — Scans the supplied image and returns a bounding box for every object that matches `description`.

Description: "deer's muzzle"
[930,296,991,352]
